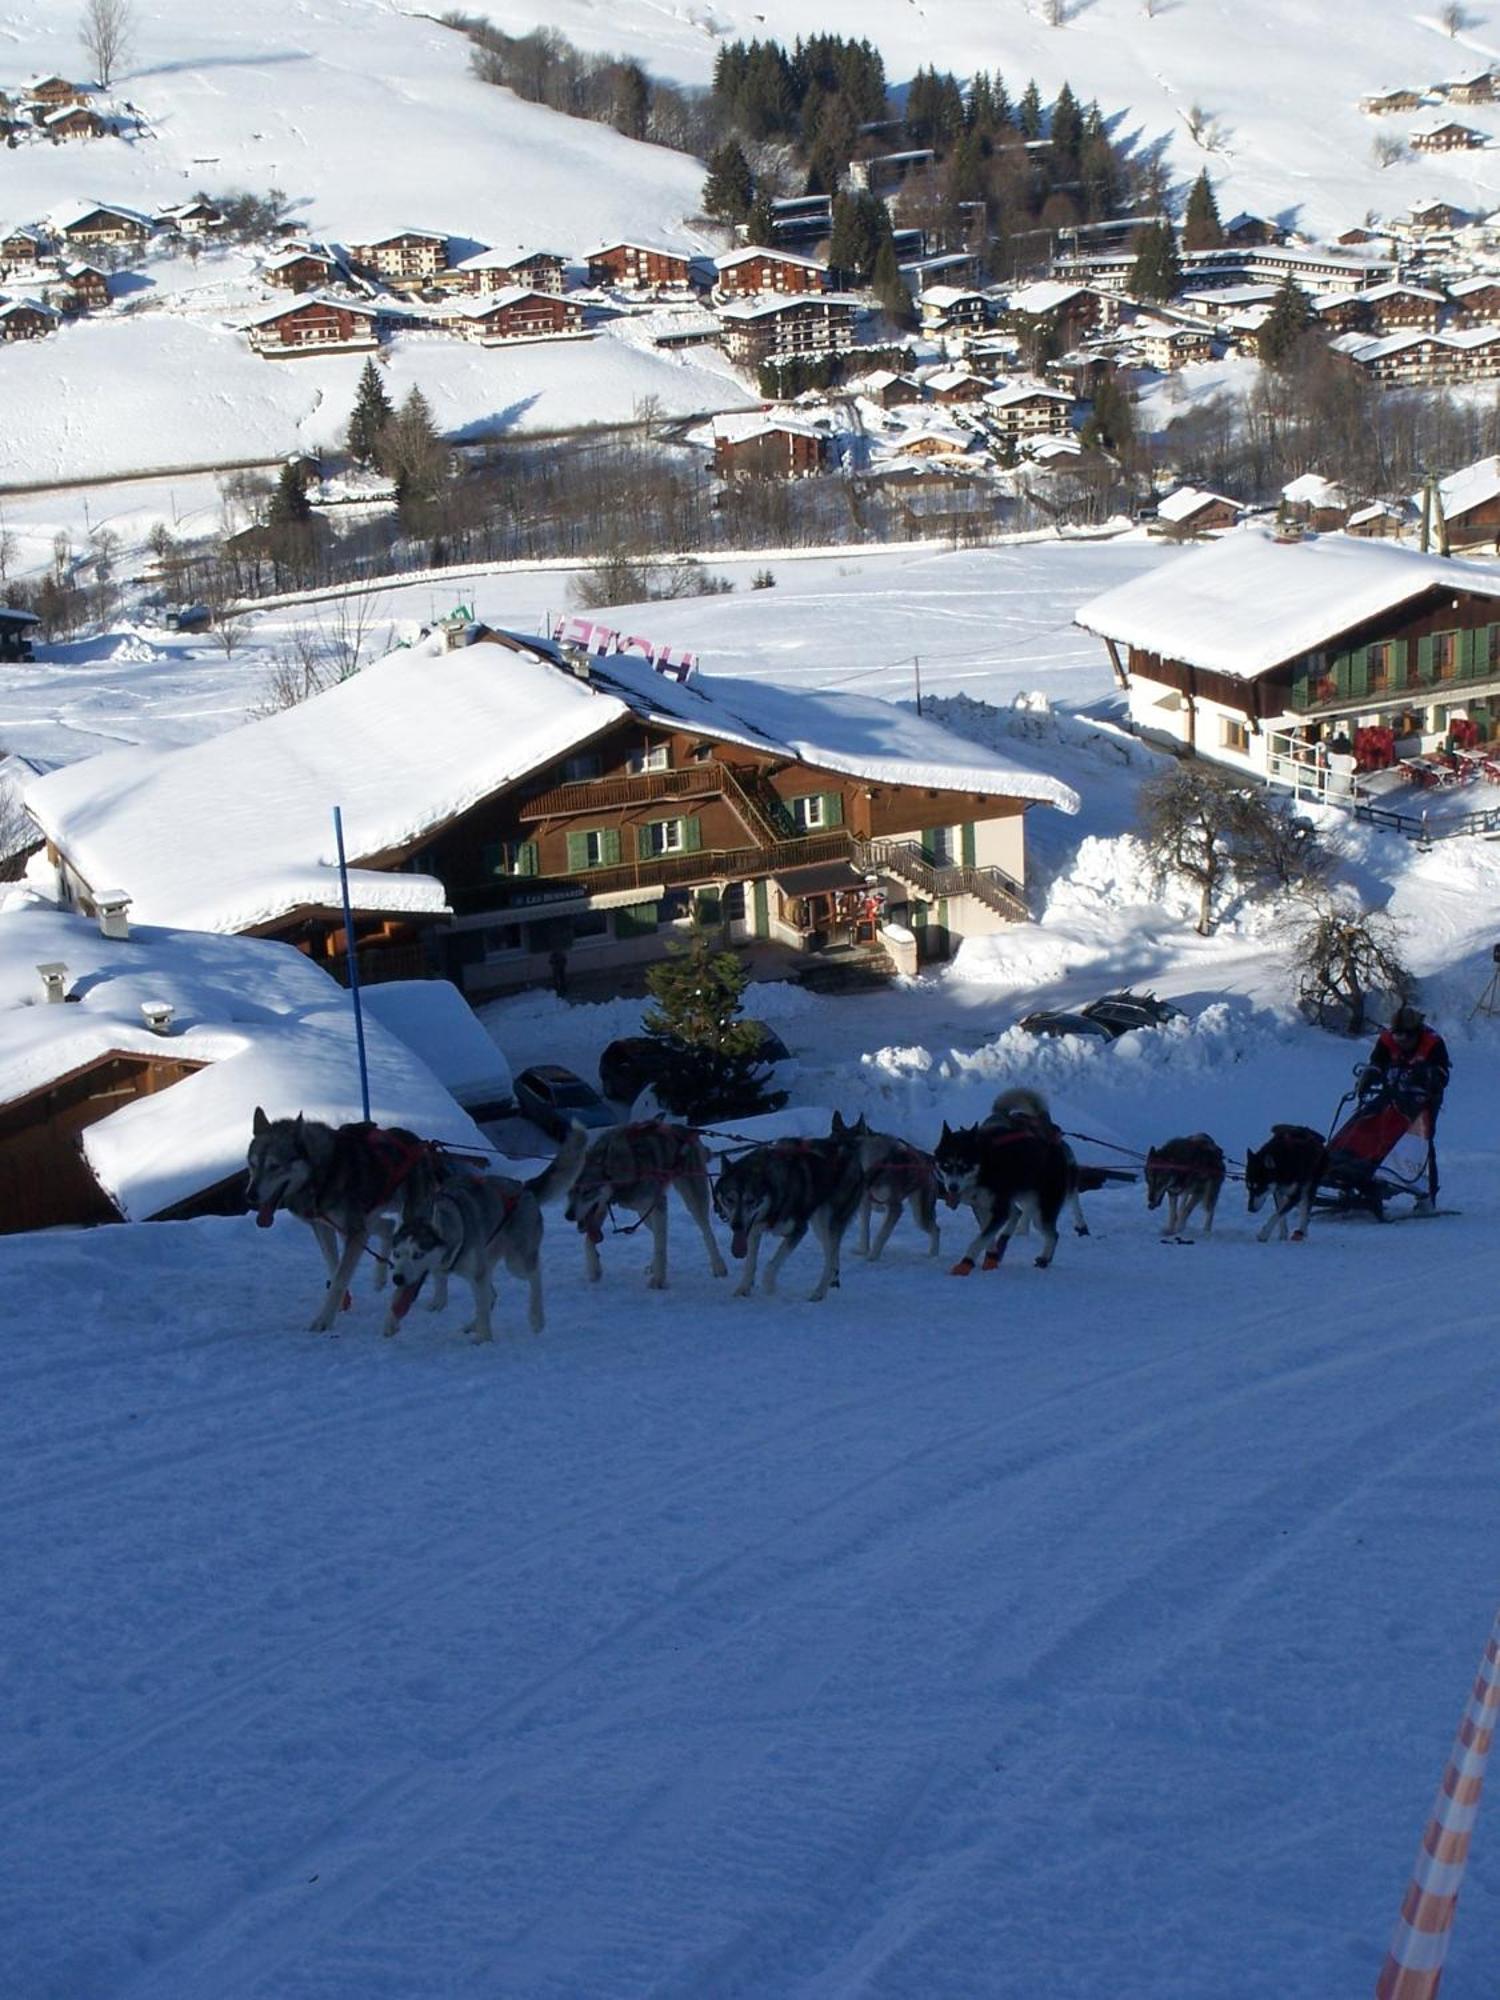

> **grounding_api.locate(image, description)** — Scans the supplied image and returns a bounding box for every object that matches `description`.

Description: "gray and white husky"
[712,1129,865,1301]
[827,1111,941,1261]
[246,1110,443,1332]
[564,1119,726,1289]
[1145,1133,1226,1241]
[384,1126,587,1341]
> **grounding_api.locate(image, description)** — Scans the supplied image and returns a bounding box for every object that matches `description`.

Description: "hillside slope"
[444,0,1500,240]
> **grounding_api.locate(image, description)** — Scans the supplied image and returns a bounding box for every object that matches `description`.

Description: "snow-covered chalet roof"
[1155,485,1241,524]
[0,900,485,1221]
[715,246,826,273]
[712,410,824,445]
[1004,281,1090,316]
[1430,455,1500,520]
[1075,525,1500,679]
[1281,473,1348,508]
[22,631,629,934]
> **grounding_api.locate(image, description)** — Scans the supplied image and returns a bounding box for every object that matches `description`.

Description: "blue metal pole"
[333,805,371,1123]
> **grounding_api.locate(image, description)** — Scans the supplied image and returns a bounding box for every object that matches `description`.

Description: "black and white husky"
[1244,1124,1327,1242]
[932,1115,1070,1275]
[246,1110,442,1332]
[384,1127,586,1340]
[1145,1133,1226,1241]
[712,1130,865,1301]
[984,1087,1090,1237]
[827,1111,941,1262]
[565,1119,727,1289]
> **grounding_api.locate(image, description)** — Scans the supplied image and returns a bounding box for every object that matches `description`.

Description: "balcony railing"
[450,831,857,914]
[518,762,731,820]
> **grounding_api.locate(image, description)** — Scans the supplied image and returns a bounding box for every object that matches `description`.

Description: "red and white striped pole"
[1376,1606,1500,1999]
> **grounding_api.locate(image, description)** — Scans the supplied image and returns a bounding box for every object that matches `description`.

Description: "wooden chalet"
[347,230,448,283]
[58,204,149,245]
[1152,486,1242,536]
[917,285,987,332]
[982,382,1072,443]
[0,298,59,340]
[1222,213,1286,247]
[22,625,1077,995]
[1408,199,1470,232]
[61,262,109,311]
[1447,277,1500,325]
[445,288,583,344]
[1003,281,1103,350]
[713,247,829,300]
[1311,291,1370,335]
[159,199,224,234]
[0,228,47,264]
[1076,529,1500,789]
[25,76,87,106]
[1433,458,1500,553]
[1360,89,1425,114]
[586,242,694,291]
[246,295,380,356]
[1445,69,1498,104]
[1332,328,1500,388]
[848,367,923,408]
[1411,121,1487,151]
[716,294,859,367]
[41,104,104,140]
[451,249,567,295]
[924,366,989,405]
[1129,320,1214,370]
[713,415,828,479]
[1280,474,1350,533]
[264,248,339,292]
[1362,283,1445,334]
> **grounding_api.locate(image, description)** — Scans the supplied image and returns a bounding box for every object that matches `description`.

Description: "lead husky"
[827,1112,941,1262]
[246,1111,442,1332]
[1145,1133,1226,1241]
[1245,1124,1327,1242]
[565,1120,726,1289]
[932,1116,1070,1275]
[712,1130,865,1300]
[384,1127,586,1340]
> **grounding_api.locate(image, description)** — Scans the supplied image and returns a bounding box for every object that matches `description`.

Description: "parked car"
[513,1064,617,1137]
[1018,990,1183,1041]
[599,1024,791,1106]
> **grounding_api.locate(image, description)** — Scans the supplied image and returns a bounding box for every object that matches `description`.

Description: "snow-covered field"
[7,529,1500,1993]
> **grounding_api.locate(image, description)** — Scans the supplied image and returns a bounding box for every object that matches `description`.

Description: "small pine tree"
[1018,78,1044,140]
[703,139,755,222]
[744,191,778,247]
[872,237,913,327]
[1128,218,1182,303]
[1181,169,1224,252]
[267,459,312,526]
[1257,272,1315,369]
[346,357,393,466]
[642,928,785,1121]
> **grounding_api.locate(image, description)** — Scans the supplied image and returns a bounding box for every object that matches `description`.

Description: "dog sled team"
[246,1009,1451,1343]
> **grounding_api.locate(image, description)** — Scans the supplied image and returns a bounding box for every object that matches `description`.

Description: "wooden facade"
[43,105,104,139]
[714,426,827,479]
[452,291,583,342]
[715,251,829,299]
[587,243,694,290]
[1411,121,1487,150]
[266,252,337,292]
[0,1050,205,1236]
[62,263,109,311]
[0,301,57,340]
[349,232,447,281]
[249,298,379,354]
[62,207,148,243]
[718,296,858,366]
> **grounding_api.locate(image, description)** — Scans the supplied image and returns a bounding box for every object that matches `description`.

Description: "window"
[628,743,670,775]
[561,751,602,783]
[1487,626,1500,672]
[791,792,844,831]
[480,839,539,878]
[1220,717,1250,754]
[1366,642,1392,692]
[1432,631,1457,680]
[565,827,622,871]
[641,817,684,856]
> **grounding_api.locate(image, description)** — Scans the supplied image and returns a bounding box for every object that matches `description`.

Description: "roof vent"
[96,890,131,940]
[36,961,69,1004]
[139,999,175,1035]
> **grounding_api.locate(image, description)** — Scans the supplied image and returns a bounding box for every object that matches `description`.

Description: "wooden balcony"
[518,762,731,820]
[451,831,857,915]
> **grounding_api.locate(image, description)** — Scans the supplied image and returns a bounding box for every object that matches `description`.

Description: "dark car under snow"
[1017,991,1184,1041]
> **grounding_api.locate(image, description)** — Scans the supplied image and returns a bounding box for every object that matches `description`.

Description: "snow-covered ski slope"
[5,1014,1500,1998]
[444,0,1500,242]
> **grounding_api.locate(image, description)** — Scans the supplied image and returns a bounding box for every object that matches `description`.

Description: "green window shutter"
[752,878,769,937]
[694,888,721,925]
[615,901,658,939]
[1417,633,1435,680]
[1332,652,1351,700]
[1460,627,1477,676]
[634,823,651,862]
[821,790,844,827]
[516,840,539,877]
[961,822,977,868]
[1392,637,1409,689]
[600,826,622,867]
[682,815,702,853]
[565,830,589,873]
[1349,646,1369,700]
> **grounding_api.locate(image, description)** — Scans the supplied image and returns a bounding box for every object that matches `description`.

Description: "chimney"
[139,999,175,1035]
[36,961,69,1004]
[96,890,131,941]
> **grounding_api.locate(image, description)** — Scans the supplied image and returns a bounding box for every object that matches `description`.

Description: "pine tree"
[642,928,785,1121]
[1080,372,1134,455]
[379,386,450,519]
[744,191,778,247]
[1128,219,1182,302]
[1050,81,1082,171]
[267,460,312,526]
[1018,78,1044,140]
[1182,169,1224,252]
[872,236,913,327]
[1257,272,1315,368]
[827,190,889,281]
[346,357,393,466]
[703,139,755,222]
